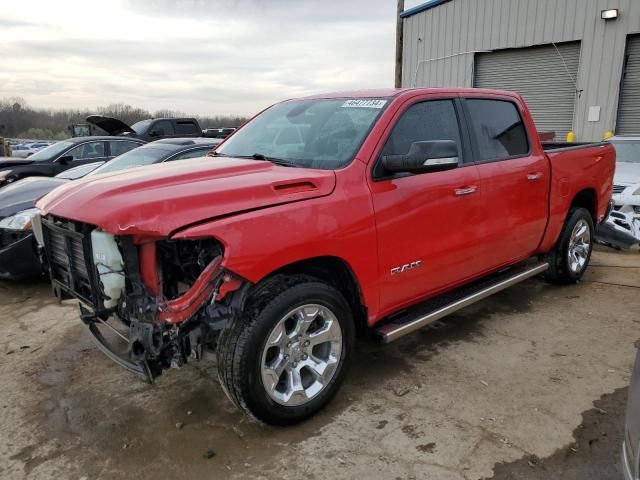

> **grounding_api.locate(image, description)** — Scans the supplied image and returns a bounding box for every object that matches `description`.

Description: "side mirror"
[149,129,164,137]
[57,155,73,165]
[382,140,459,174]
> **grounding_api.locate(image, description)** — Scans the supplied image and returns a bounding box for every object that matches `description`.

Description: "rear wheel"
[216,275,354,425]
[545,207,594,284]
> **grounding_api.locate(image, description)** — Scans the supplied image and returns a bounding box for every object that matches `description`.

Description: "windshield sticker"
[341,99,387,109]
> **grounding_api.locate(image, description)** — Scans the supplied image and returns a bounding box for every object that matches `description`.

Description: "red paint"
[37,88,615,328]
[139,242,159,296]
[216,275,243,301]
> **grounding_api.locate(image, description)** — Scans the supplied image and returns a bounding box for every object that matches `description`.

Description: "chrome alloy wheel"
[260,304,343,406]
[568,218,591,274]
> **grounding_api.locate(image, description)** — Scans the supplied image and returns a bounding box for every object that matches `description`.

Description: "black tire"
[216,274,354,425]
[545,207,594,284]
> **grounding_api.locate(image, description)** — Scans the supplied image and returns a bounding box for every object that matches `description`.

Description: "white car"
[609,136,640,241]
[10,145,39,158]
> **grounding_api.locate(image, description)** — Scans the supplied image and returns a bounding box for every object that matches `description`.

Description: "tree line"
[0,97,248,140]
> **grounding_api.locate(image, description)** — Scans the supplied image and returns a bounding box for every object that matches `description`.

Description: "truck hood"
[36,157,336,236]
[86,115,136,136]
[0,176,68,217]
[614,162,640,186]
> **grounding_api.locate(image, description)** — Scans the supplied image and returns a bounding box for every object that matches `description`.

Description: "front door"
[55,141,110,174]
[367,98,485,316]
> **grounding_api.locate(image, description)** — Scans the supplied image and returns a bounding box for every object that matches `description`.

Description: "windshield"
[131,119,153,135]
[611,140,640,163]
[89,146,169,175]
[215,98,388,169]
[28,141,73,162]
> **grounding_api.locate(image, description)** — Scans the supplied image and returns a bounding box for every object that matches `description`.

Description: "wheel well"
[570,188,597,220]
[266,257,368,336]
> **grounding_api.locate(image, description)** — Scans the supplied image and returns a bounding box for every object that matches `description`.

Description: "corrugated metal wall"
[402,0,640,141]
[617,34,640,135]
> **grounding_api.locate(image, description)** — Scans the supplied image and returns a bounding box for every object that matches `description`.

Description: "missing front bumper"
[80,304,155,383]
[87,321,155,383]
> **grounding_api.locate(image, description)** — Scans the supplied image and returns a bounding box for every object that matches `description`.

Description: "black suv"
[87,116,203,142]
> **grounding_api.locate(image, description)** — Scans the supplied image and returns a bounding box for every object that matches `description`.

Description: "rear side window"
[381,100,462,157]
[109,140,141,157]
[465,99,529,161]
[175,121,199,135]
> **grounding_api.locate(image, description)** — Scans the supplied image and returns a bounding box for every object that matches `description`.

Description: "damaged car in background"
[595,136,640,250]
[35,88,614,425]
[0,138,220,280]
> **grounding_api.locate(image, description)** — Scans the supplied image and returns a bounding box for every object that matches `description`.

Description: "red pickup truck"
[35,88,614,425]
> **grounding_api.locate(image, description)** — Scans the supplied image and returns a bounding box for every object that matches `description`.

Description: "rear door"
[107,140,143,157]
[368,96,485,314]
[462,96,549,268]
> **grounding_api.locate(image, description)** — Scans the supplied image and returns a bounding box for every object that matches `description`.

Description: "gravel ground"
[0,247,638,479]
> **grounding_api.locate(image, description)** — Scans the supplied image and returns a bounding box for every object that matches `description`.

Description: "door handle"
[454,186,477,196]
[527,172,543,181]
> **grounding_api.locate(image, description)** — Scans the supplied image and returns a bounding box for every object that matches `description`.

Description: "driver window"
[66,141,105,160]
[381,100,462,158]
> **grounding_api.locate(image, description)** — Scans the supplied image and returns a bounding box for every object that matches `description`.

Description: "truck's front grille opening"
[42,216,97,307]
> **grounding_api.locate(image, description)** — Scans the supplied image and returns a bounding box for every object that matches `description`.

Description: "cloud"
[1,0,400,116]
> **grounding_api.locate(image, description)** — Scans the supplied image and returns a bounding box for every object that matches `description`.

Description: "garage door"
[474,42,581,141]
[617,35,640,135]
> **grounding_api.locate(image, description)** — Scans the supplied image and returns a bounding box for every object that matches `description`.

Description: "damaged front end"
[595,200,640,250]
[34,214,247,383]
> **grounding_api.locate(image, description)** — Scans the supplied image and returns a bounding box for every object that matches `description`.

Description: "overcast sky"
[1,0,424,117]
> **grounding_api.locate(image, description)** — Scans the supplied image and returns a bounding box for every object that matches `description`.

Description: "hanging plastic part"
[216,274,243,301]
[157,256,224,324]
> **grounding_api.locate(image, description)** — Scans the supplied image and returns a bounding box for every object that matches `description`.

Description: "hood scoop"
[272,180,318,194]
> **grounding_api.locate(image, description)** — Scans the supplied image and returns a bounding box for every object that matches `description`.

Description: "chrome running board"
[375,261,549,343]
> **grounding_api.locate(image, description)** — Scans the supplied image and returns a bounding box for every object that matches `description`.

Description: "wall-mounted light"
[601,8,619,20]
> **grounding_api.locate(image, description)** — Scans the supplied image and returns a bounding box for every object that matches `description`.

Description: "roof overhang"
[400,0,452,19]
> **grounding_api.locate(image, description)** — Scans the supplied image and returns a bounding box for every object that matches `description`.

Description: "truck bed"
[536,141,616,253]
[542,141,610,151]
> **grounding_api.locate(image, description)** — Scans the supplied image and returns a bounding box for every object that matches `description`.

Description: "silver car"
[624,340,640,480]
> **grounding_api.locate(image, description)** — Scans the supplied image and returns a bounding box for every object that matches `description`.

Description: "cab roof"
[297,87,522,101]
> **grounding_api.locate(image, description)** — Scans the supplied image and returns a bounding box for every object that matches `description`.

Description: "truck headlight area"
[0,208,39,231]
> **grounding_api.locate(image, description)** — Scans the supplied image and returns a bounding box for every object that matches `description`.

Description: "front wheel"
[216,276,354,425]
[545,207,594,284]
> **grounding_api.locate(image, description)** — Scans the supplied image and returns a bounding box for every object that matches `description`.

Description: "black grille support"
[41,215,104,313]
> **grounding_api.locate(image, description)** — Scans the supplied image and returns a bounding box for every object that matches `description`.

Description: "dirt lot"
[1,247,639,479]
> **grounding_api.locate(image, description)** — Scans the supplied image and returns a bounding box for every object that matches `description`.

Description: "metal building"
[400,0,640,141]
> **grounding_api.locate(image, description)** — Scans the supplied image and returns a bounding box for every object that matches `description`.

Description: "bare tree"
[0,98,248,139]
